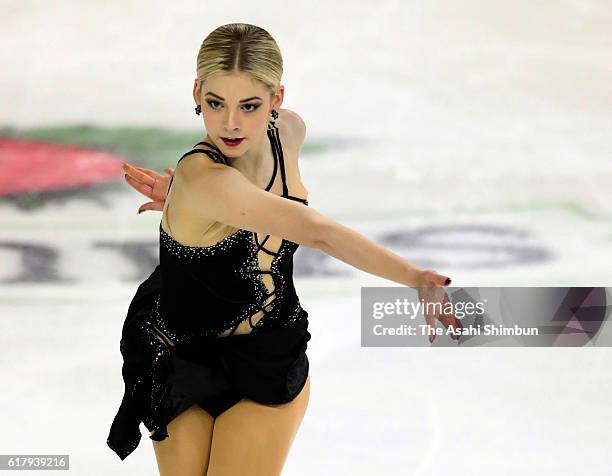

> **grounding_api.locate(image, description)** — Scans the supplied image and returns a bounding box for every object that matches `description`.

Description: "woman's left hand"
[416,270,464,343]
[122,163,174,213]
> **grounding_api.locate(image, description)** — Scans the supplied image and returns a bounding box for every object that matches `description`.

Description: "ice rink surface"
[1,1,611,474]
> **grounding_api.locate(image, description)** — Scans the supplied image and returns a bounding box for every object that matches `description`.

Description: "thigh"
[206,375,311,476]
[150,403,216,476]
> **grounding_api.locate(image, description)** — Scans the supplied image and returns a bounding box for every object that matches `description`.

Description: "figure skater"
[107,22,462,476]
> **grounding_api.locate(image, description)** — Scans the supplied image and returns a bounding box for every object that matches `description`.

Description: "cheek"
[258,107,270,120]
[242,111,266,133]
[202,113,219,132]
[254,108,271,128]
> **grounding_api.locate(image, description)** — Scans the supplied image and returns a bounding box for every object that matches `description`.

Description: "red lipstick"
[221,137,244,147]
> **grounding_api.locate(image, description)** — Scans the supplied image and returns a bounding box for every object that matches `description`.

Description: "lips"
[221,137,244,147]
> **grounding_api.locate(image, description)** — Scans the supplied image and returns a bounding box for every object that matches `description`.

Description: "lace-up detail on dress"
[157,120,309,341]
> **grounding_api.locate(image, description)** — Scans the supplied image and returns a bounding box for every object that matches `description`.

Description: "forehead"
[203,72,267,99]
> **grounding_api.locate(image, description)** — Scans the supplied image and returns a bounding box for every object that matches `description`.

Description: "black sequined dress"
[107,121,311,460]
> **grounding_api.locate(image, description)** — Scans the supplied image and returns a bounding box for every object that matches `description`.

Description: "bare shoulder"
[165,144,228,211]
[278,108,306,153]
[161,145,223,243]
[173,145,225,185]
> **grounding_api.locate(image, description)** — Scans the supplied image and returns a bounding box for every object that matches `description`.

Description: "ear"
[193,79,201,107]
[272,84,284,111]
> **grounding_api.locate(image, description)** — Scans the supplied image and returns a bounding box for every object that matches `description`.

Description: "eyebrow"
[204,92,263,102]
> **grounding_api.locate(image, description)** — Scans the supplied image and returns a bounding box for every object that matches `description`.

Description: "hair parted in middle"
[196,23,283,101]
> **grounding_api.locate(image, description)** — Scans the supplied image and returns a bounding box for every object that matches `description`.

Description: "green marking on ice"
[0,124,327,170]
[0,124,329,209]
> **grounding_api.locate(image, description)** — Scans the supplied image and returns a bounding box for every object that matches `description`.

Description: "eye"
[242,103,260,112]
[205,100,260,112]
[206,100,222,110]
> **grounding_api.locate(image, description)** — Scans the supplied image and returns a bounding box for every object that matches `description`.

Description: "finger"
[132,167,162,184]
[133,165,165,180]
[424,308,436,343]
[137,201,164,213]
[440,275,452,286]
[123,162,148,176]
[124,164,159,185]
[420,287,438,343]
[124,173,154,198]
[438,313,462,339]
[124,171,152,191]
[437,292,462,340]
[165,167,175,176]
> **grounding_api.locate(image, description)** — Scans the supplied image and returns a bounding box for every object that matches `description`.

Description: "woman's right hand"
[122,163,174,213]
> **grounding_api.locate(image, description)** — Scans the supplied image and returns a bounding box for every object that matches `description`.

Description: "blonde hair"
[196,23,283,100]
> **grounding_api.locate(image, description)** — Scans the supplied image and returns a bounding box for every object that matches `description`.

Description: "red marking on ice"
[0,138,126,196]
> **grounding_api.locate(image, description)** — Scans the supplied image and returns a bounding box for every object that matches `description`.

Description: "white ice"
[1,1,611,475]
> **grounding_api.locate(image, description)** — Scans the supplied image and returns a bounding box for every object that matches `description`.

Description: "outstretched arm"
[175,155,450,290]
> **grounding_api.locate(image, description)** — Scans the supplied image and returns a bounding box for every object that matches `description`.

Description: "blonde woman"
[107,23,461,476]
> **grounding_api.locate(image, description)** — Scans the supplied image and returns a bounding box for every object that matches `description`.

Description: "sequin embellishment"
[107,119,312,462]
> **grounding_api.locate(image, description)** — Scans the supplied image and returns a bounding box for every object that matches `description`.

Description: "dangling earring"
[270,109,278,122]
[195,104,202,115]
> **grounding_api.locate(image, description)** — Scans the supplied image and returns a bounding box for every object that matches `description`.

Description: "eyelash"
[205,100,260,113]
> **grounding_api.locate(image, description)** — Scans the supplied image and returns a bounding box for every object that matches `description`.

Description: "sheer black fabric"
[107,121,311,460]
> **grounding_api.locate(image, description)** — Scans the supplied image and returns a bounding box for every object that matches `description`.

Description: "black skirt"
[106,265,311,461]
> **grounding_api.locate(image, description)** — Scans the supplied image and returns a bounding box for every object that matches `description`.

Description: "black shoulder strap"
[191,141,229,165]
[166,141,229,193]
[264,128,278,192]
[267,122,289,196]
[167,132,307,204]
[267,122,308,205]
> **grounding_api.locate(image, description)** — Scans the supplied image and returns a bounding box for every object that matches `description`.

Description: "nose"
[223,109,241,133]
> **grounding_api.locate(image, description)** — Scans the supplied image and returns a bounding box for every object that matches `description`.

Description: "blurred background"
[1,1,611,474]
